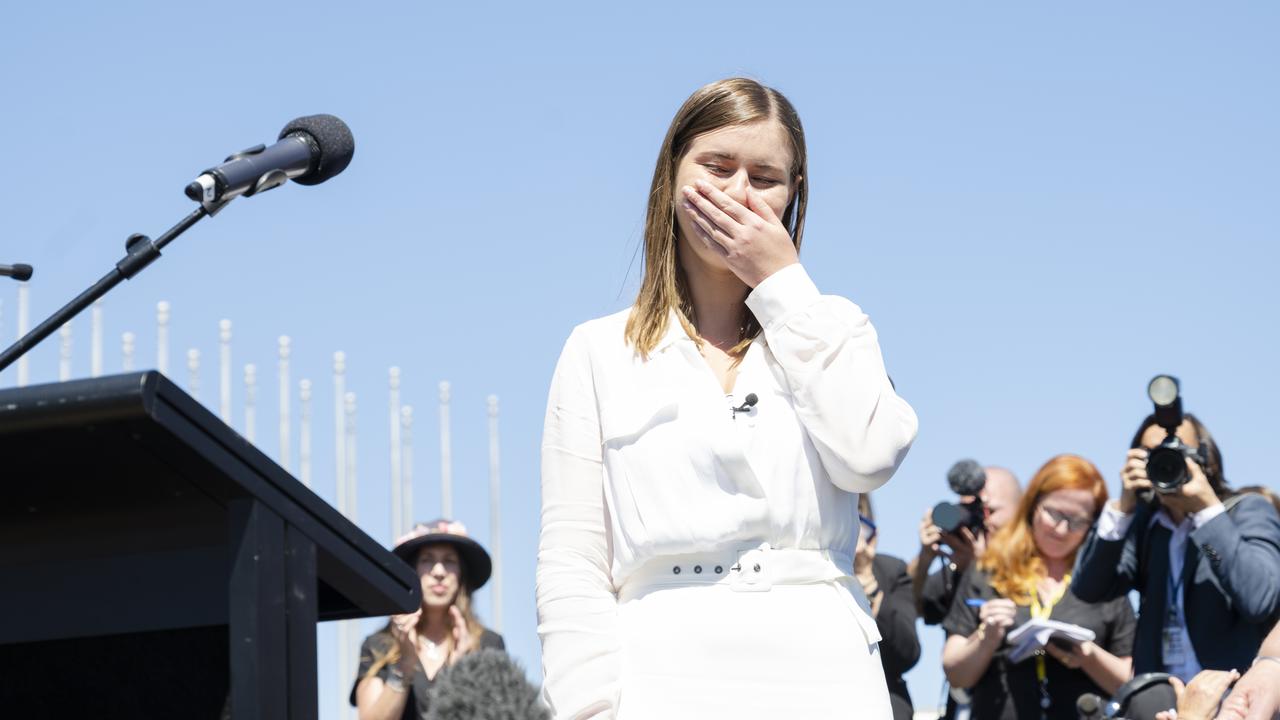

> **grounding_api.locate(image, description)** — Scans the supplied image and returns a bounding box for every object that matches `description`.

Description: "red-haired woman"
[942,455,1136,720]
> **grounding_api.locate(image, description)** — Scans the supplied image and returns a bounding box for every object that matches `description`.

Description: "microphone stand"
[0,206,210,375]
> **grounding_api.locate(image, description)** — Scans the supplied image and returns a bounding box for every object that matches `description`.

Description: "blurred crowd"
[857,402,1280,720]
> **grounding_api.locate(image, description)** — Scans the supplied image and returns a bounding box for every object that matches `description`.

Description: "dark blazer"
[872,554,921,720]
[1072,494,1280,674]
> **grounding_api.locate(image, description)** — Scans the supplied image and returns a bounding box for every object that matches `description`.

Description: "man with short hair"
[908,466,1021,720]
[910,466,1022,624]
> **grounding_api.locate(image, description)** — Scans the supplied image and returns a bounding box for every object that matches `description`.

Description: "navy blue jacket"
[1072,493,1280,674]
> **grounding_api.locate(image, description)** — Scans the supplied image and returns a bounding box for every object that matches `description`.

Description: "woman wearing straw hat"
[352,519,505,720]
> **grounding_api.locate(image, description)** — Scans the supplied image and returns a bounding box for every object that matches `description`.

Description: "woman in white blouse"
[536,77,919,719]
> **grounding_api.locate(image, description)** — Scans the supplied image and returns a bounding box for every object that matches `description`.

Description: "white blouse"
[536,263,919,718]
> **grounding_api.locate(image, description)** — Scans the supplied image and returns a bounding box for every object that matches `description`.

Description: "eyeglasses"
[858,514,877,541]
[1038,505,1092,533]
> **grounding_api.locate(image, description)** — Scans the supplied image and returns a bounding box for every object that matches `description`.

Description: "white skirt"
[615,547,892,719]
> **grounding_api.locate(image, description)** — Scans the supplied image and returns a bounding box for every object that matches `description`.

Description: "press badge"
[1162,611,1188,667]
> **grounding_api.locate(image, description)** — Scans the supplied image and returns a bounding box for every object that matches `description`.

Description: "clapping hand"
[389,609,421,673]
[448,606,476,664]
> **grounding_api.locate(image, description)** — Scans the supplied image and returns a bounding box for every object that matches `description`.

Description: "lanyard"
[1030,574,1072,718]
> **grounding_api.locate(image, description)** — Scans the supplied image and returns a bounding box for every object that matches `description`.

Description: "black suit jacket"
[1072,494,1280,674]
[872,554,921,720]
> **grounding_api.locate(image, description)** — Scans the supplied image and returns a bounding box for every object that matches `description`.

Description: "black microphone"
[947,459,987,496]
[731,393,758,418]
[185,114,355,206]
[0,264,33,281]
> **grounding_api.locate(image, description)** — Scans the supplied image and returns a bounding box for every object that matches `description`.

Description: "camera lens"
[1147,445,1188,492]
[932,502,965,534]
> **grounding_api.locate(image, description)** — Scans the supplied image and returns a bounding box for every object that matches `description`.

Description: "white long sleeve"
[745,264,919,493]
[537,265,918,717]
[536,327,620,719]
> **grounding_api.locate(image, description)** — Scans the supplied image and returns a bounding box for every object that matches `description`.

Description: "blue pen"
[965,598,986,608]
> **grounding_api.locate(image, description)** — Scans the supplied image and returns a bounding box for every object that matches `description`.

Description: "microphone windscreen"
[11,264,33,281]
[425,649,548,720]
[1076,692,1103,720]
[279,114,354,186]
[946,459,987,496]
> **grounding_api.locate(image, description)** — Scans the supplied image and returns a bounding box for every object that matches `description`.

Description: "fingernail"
[682,185,695,196]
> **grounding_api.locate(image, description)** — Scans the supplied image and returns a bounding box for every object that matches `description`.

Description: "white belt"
[619,543,852,597]
[617,542,882,644]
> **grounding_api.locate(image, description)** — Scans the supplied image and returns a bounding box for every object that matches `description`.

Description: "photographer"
[1073,402,1280,681]
[910,464,1022,625]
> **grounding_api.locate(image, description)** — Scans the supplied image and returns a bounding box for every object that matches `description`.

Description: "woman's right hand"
[389,610,421,673]
[978,599,1017,643]
[1118,448,1153,514]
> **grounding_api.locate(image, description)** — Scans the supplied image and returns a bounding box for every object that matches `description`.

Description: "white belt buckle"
[731,546,772,592]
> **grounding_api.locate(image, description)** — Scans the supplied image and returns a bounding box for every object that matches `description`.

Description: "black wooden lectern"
[0,372,421,718]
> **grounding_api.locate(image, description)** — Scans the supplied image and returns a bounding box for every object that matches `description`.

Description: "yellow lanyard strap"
[1030,574,1072,682]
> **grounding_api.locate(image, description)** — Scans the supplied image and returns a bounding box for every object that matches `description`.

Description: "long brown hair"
[624,77,809,358]
[979,454,1108,603]
[362,550,488,680]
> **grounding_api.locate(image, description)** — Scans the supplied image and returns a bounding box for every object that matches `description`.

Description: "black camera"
[932,459,987,534]
[1145,375,1206,494]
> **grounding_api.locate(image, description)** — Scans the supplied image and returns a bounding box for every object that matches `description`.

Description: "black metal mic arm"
[0,206,208,375]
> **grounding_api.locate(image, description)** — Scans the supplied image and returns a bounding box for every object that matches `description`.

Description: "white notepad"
[1005,618,1096,663]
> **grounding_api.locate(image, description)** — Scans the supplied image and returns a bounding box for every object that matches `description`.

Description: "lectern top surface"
[0,371,420,622]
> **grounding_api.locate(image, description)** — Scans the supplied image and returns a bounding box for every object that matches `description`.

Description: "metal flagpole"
[439,381,452,518]
[342,388,359,719]
[401,405,414,533]
[90,299,103,378]
[333,351,349,720]
[244,364,257,442]
[334,352,347,509]
[187,349,200,400]
[299,378,313,489]
[389,367,402,540]
[219,320,232,423]
[121,331,135,371]
[278,336,291,472]
[16,282,29,386]
[156,301,170,376]
[58,322,72,381]
[487,394,503,632]
[345,391,358,520]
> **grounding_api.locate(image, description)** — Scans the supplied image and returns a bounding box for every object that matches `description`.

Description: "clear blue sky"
[2,3,1277,717]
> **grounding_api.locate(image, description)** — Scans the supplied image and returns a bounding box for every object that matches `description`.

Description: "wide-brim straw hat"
[392,519,493,591]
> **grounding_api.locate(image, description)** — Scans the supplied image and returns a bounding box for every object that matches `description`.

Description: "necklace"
[420,635,448,662]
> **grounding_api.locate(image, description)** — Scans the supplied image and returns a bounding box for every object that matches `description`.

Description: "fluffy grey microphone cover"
[425,649,549,720]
